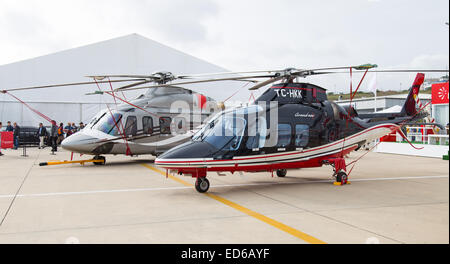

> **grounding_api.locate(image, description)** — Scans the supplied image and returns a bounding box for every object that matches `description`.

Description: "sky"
[0,0,448,94]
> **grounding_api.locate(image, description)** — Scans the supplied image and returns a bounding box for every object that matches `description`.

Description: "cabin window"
[160,117,172,134]
[295,124,309,147]
[143,116,153,135]
[277,124,292,147]
[173,117,187,134]
[124,116,137,137]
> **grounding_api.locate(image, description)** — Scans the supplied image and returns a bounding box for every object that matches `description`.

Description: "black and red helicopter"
[153,65,448,193]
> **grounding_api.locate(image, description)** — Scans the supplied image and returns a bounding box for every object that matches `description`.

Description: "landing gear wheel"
[93,156,106,166]
[195,177,210,193]
[336,171,348,184]
[276,169,287,177]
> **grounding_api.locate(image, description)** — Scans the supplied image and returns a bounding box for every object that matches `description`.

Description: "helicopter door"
[143,116,160,144]
[159,117,172,135]
[276,124,292,151]
[295,124,309,150]
[143,116,153,135]
[156,116,173,154]
[124,116,137,137]
[245,117,267,153]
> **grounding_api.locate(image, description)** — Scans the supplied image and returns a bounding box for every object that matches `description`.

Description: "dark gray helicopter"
[153,66,448,193]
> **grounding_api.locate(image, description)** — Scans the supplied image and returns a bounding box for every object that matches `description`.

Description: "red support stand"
[325,157,350,186]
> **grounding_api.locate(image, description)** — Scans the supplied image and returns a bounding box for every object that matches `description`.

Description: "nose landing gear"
[195,177,210,193]
[93,155,106,165]
[276,169,287,177]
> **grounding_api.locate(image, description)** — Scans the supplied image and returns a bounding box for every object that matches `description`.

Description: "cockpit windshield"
[195,115,246,151]
[88,111,106,128]
[93,112,123,136]
[193,105,266,151]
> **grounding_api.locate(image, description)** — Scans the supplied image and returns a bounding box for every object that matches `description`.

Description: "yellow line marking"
[142,164,192,187]
[142,164,326,244]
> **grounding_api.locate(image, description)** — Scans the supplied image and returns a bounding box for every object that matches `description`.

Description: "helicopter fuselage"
[61,86,216,156]
[155,80,421,178]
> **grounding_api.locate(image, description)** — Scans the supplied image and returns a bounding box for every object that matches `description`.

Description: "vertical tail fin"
[401,73,425,116]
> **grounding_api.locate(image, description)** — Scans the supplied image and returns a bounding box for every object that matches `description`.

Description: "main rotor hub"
[152,71,176,84]
[277,68,307,82]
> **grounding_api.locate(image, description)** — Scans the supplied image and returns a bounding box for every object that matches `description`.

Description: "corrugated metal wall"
[0,100,114,127]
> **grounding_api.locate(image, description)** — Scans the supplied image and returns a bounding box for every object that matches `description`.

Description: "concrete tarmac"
[0,147,448,244]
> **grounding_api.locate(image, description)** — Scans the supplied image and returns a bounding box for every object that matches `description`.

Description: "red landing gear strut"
[180,168,210,193]
[323,158,350,186]
[194,169,209,193]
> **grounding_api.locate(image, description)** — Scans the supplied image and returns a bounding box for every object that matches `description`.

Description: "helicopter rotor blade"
[114,75,275,92]
[1,78,146,93]
[115,80,152,90]
[176,70,283,79]
[298,64,378,73]
[248,76,284,90]
[308,71,341,76]
[87,74,159,79]
[179,66,448,78]
[353,69,449,73]
[4,66,447,94]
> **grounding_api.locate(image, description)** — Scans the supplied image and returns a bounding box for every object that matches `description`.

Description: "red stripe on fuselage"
[271,86,326,93]
[162,145,357,174]
[155,124,395,165]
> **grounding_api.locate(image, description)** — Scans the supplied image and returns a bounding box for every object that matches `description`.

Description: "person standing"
[37,123,47,149]
[64,122,73,138]
[51,121,58,152]
[57,123,65,145]
[0,122,3,156]
[13,122,20,150]
[71,123,77,134]
[79,122,85,131]
[6,121,13,132]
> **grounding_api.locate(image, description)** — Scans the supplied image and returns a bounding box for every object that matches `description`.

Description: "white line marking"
[0,175,447,199]
[0,186,193,199]
[349,175,449,182]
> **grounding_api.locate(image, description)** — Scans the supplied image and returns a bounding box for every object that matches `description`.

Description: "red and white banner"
[432,82,449,105]
[1,132,14,149]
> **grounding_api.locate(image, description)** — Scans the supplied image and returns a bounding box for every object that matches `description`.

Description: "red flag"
[432,82,449,105]
[1,132,14,149]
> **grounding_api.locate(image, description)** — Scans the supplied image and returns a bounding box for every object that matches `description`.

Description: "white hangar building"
[0,34,248,127]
